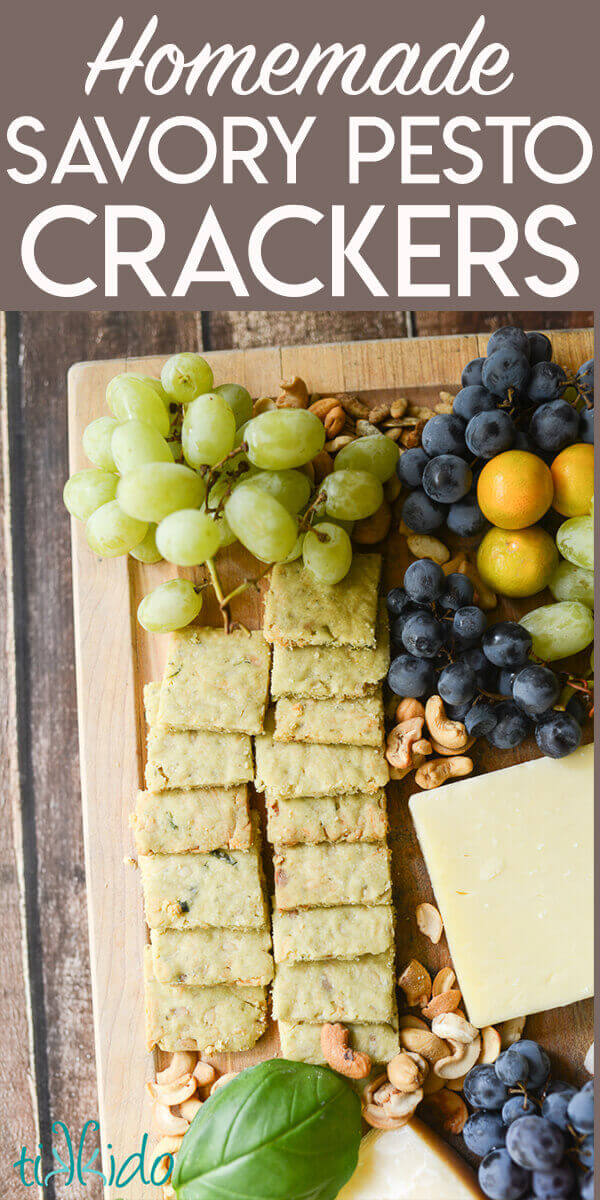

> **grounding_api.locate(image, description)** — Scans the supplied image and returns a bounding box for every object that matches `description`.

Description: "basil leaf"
[173,1059,361,1200]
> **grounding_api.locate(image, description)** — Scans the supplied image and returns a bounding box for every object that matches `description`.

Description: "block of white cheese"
[337,1121,483,1199]
[409,744,593,1029]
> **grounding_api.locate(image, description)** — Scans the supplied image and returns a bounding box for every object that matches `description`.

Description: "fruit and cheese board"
[67,328,593,1200]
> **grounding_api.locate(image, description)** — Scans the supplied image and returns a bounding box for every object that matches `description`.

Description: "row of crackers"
[259,554,400,1065]
[131,627,274,1056]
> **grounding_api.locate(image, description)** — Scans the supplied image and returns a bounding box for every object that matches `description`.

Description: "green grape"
[283,532,305,562]
[161,353,214,403]
[323,469,383,521]
[85,500,147,558]
[245,410,325,470]
[82,416,118,470]
[334,434,399,482]
[117,463,205,523]
[549,560,594,609]
[235,419,253,447]
[214,383,253,428]
[156,508,222,566]
[225,483,298,562]
[303,521,352,585]
[130,525,163,564]
[111,419,173,474]
[311,496,354,534]
[201,500,236,549]
[63,469,118,521]
[556,515,594,570]
[106,374,170,436]
[202,476,239,549]
[138,579,203,633]
[142,376,171,408]
[182,394,236,468]
[248,469,312,514]
[520,601,594,661]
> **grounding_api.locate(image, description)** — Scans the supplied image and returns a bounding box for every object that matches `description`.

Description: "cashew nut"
[421,1088,468,1135]
[425,696,468,751]
[276,376,309,409]
[431,1013,478,1044]
[435,1036,481,1080]
[478,1027,502,1065]
[193,1061,217,1087]
[152,1103,189,1136]
[387,1051,428,1093]
[395,698,426,723]
[429,734,476,757]
[156,1052,197,1085]
[406,534,450,565]
[153,1135,183,1172]
[415,756,473,789]
[497,1016,526,1048]
[399,1026,450,1066]
[210,1072,238,1095]
[179,1097,203,1122]
[320,1023,372,1079]
[363,1081,423,1129]
[147,1075,197,1107]
[398,959,432,1007]
[386,717,425,770]
[415,902,444,945]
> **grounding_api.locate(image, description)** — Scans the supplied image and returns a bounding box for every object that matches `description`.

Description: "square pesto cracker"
[255,729,388,798]
[263,554,381,648]
[140,841,269,931]
[273,842,392,910]
[144,947,267,1053]
[266,791,387,846]
[150,927,273,988]
[272,902,395,963]
[272,952,396,1023]
[158,628,271,735]
[279,1020,400,1066]
[130,785,252,854]
[270,603,389,700]
[273,691,384,747]
[145,726,254,792]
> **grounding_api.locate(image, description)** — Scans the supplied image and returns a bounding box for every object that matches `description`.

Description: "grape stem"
[203,444,250,514]
[219,563,273,608]
[298,488,326,532]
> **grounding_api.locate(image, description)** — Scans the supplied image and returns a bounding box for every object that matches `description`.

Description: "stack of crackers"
[131,628,274,1055]
[258,554,401,1064]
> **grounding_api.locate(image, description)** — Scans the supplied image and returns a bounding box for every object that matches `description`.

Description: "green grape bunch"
[64,353,398,632]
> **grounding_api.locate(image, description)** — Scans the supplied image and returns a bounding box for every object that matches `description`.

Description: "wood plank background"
[0,308,592,1200]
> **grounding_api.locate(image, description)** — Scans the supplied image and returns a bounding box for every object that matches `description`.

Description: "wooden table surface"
[1,307,592,1199]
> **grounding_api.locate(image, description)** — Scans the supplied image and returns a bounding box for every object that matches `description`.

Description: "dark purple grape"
[503,1095,540,1126]
[579,1135,594,1170]
[566,1081,594,1133]
[531,1162,575,1199]
[576,359,594,403]
[526,362,567,403]
[402,489,447,533]
[487,701,532,749]
[462,357,486,387]
[535,711,581,758]
[478,1148,531,1200]
[483,623,533,668]
[439,572,474,611]
[404,557,445,603]
[527,332,552,365]
[388,653,435,698]
[466,699,498,737]
[516,1042,551,1090]
[438,660,478,705]
[386,587,411,618]
[498,669,518,697]
[514,430,536,453]
[495,1048,530,1087]
[505,1116,564,1171]
[464,1111,507,1157]
[565,692,588,724]
[447,492,489,537]
[579,406,594,444]
[482,348,531,398]
[464,1064,510,1111]
[422,454,472,503]
[580,1170,594,1200]
[540,1087,575,1134]
[453,605,487,642]
[396,445,429,488]
[487,326,531,358]
[402,612,445,659]
[512,666,560,717]
[453,385,498,422]
[529,400,579,454]
[445,700,471,720]
[463,646,497,690]
[466,410,515,459]
[421,413,468,458]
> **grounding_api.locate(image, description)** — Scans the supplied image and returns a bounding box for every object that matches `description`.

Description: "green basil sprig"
[172,1059,362,1199]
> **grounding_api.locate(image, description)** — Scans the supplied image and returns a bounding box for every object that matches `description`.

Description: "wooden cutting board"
[68,329,593,1199]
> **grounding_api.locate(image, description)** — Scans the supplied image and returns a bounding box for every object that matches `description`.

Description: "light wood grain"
[69,330,593,1198]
